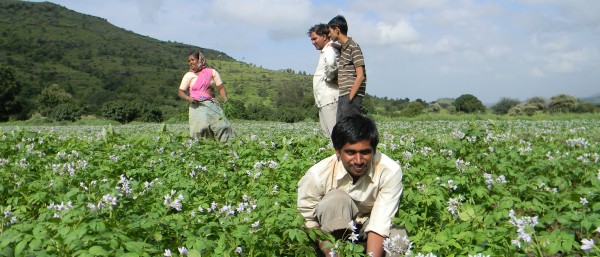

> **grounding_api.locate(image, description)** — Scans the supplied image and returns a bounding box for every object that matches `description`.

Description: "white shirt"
[312,41,340,108]
[297,151,403,237]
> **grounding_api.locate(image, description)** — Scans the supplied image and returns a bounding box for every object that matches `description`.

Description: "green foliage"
[401,101,425,117]
[526,96,547,111]
[101,100,163,124]
[0,120,599,256]
[454,94,485,113]
[574,102,598,113]
[37,84,74,117]
[549,94,578,113]
[48,102,84,121]
[491,97,520,115]
[508,104,542,116]
[0,66,22,121]
[223,99,247,120]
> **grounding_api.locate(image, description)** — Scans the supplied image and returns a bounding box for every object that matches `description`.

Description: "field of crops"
[1,120,599,257]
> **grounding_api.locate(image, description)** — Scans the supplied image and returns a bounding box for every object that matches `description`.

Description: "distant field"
[1,120,599,256]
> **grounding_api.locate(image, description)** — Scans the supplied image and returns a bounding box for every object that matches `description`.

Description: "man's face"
[336,139,374,181]
[328,26,340,42]
[309,31,328,50]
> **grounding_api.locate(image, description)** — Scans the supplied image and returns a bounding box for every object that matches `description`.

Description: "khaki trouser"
[316,189,408,257]
[319,102,338,138]
[188,100,234,142]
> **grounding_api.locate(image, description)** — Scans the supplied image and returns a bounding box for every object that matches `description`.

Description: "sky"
[27,0,600,104]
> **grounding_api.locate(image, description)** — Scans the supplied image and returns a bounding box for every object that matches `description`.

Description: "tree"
[37,84,73,117]
[101,100,163,123]
[402,101,425,117]
[548,94,577,113]
[0,67,23,121]
[526,97,547,112]
[491,97,520,115]
[453,94,485,113]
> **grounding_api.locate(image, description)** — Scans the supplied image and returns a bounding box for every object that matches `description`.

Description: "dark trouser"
[337,95,363,121]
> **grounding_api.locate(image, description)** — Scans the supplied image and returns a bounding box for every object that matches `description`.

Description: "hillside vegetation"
[0,0,314,122]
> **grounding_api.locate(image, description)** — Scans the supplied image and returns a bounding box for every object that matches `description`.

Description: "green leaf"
[14,239,28,257]
[458,206,476,221]
[187,249,201,257]
[123,241,152,254]
[89,246,109,256]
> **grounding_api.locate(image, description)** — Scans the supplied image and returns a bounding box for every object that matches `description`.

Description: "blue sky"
[27,0,600,104]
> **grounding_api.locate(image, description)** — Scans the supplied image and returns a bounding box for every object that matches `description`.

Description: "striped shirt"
[338,37,367,96]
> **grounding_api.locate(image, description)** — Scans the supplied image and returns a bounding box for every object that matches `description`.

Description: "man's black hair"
[331,114,379,151]
[307,23,329,37]
[327,15,348,35]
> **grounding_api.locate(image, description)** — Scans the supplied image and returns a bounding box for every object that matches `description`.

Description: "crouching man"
[297,114,406,256]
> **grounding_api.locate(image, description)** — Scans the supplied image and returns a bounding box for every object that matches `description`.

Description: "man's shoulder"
[306,154,338,175]
[374,152,400,172]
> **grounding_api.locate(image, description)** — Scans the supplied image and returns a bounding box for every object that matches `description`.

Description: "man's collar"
[341,37,353,49]
[334,151,378,183]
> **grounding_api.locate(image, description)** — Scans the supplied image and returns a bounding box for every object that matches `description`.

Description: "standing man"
[307,23,340,137]
[297,114,404,257]
[327,15,367,120]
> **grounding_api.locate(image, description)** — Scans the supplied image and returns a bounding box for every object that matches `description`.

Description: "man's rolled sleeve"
[297,172,322,228]
[364,165,403,236]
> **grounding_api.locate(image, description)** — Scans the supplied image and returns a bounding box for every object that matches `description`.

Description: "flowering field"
[1,120,599,257]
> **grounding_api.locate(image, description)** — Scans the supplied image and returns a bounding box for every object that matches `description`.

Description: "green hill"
[0,0,313,121]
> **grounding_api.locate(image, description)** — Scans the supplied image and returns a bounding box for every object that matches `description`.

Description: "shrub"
[49,103,84,121]
[401,101,425,117]
[101,100,163,123]
[454,94,485,113]
[37,84,73,117]
[492,97,520,115]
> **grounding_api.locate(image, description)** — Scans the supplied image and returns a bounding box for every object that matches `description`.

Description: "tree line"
[2,65,597,124]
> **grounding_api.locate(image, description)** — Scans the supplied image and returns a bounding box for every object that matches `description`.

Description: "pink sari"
[189,68,213,101]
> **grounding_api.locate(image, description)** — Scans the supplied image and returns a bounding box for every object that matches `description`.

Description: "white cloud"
[372,20,419,46]
[531,33,570,51]
[204,0,312,27]
[486,45,512,57]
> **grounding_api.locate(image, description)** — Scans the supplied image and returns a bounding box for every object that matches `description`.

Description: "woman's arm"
[178,89,195,103]
[216,84,228,103]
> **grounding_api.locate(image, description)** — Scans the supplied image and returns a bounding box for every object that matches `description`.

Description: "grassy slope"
[0,0,311,118]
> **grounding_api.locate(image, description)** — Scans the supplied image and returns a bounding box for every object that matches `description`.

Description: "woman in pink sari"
[178,50,234,141]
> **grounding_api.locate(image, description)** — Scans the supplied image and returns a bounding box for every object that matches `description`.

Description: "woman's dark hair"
[331,114,379,151]
[188,50,200,60]
[327,15,348,35]
[307,23,329,37]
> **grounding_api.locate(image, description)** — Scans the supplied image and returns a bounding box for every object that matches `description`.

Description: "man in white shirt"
[297,114,405,256]
[307,24,340,137]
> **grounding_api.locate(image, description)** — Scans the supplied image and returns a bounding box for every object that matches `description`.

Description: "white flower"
[595,227,600,233]
[580,197,588,205]
[164,249,171,257]
[236,247,242,254]
[348,220,357,232]
[383,234,412,255]
[251,220,260,228]
[178,246,188,255]
[581,238,594,252]
[349,232,359,242]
